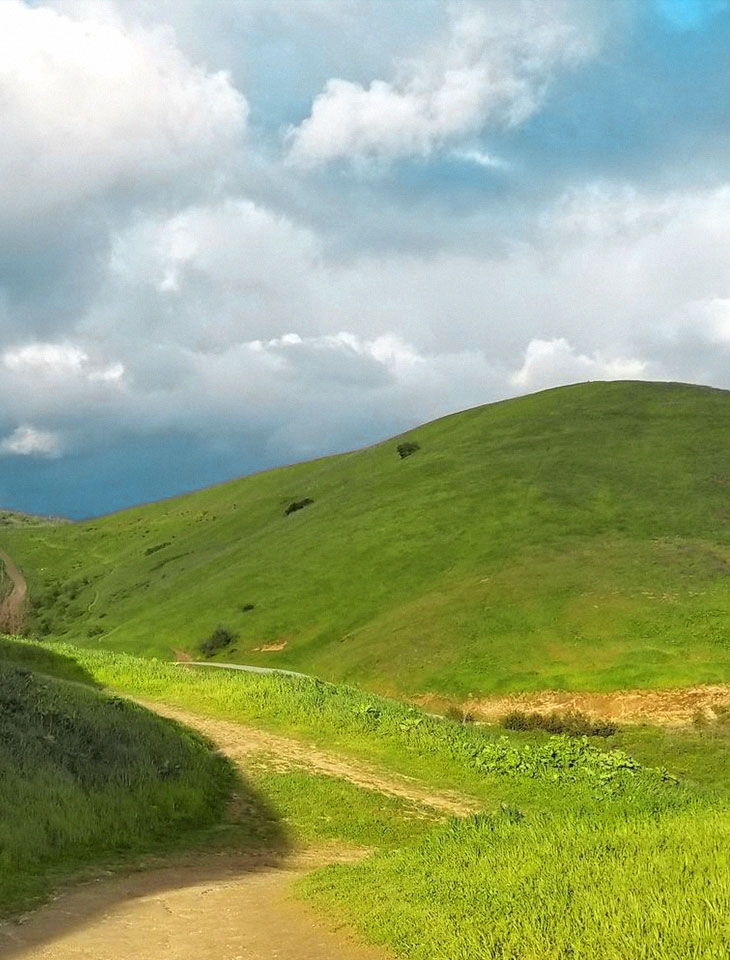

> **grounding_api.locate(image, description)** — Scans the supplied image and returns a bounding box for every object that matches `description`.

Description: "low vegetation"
[501,708,618,737]
[3,637,730,958]
[200,624,237,658]
[0,642,242,917]
[6,381,730,697]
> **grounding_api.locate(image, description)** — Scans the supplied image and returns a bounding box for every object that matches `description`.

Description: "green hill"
[5,380,730,698]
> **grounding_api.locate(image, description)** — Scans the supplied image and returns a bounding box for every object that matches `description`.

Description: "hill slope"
[5,380,730,698]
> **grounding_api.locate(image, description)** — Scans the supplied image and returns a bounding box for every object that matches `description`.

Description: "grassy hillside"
[0,639,241,917]
[5,380,730,697]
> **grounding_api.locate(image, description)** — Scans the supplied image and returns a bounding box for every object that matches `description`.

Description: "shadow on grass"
[0,636,101,687]
[0,688,292,957]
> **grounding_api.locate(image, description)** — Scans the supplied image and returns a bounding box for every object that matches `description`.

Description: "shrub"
[397,441,420,460]
[501,708,618,738]
[445,705,475,725]
[200,626,237,658]
[284,498,314,516]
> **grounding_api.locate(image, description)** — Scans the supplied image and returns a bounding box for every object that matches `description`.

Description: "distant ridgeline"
[5,380,730,698]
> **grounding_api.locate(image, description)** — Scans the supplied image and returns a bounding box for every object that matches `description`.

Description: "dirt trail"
[139,700,480,817]
[0,852,388,960]
[0,700,478,960]
[0,550,27,634]
[462,684,730,727]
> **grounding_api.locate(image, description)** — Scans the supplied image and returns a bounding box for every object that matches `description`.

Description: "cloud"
[287,0,600,165]
[1,342,124,385]
[511,338,649,391]
[0,426,63,459]
[0,0,247,226]
[451,147,508,168]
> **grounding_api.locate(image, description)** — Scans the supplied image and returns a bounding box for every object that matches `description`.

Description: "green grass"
[0,644,280,918]
[247,767,442,848]
[5,381,730,697]
[23,639,682,810]
[303,805,730,960]
[6,637,730,958]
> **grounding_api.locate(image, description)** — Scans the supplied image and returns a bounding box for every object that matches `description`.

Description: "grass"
[20,639,681,809]
[246,766,442,848]
[0,642,280,918]
[4,381,730,697]
[303,805,730,960]
[5,637,730,958]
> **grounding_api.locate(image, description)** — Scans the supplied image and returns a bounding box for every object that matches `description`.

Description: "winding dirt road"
[0,550,27,635]
[0,701,476,960]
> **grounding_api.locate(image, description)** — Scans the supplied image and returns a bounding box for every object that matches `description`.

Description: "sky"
[2,0,730,518]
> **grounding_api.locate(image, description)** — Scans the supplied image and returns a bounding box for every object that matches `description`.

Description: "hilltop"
[4,380,730,699]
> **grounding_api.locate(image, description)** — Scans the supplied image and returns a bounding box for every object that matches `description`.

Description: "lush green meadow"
[304,806,730,960]
[4,637,729,958]
[0,641,254,918]
[6,381,730,697]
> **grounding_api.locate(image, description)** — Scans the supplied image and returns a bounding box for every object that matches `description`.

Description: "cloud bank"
[2,0,730,516]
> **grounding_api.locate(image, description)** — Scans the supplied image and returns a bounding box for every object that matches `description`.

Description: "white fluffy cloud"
[0,426,63,459]
[511,338,649,391]
[287,0,600,165]
[1,342,124,384]
[0,0,247,225]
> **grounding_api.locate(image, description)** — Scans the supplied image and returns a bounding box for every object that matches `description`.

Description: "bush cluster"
[397,441,420,459]
[501,708,618,738]
[284,498,314,516]
[200,626,237,658]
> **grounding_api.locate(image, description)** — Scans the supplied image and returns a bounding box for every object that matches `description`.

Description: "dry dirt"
[138,700,480,817]
[0,852,389,960]
[0,550,27,635]
[0,699,478,960]
[461,685,730,727]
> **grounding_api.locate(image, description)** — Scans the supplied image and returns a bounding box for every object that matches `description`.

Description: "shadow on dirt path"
[0,848,389,960]
[0,699,407,960]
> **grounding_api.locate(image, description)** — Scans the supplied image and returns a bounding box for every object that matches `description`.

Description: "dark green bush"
[284,498,314,516]
[501,709,618,738]
[397,441,420,459]
[200,626,237,658]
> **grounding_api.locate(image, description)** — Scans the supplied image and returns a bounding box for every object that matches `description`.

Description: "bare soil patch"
[459,685,730,727]
[0,550,28,634]
[0,851,388,960]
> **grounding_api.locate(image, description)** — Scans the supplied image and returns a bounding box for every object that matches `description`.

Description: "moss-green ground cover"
[5,381,730,697]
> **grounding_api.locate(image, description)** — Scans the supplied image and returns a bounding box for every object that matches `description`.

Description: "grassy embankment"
[6,636,730,959]
[0,638,276,919]
[5,380,730,698]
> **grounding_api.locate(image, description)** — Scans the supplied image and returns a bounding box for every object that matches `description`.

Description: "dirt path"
[0,852,388,960]
[0,549,27,634]
[0,701,478,960]
[139,700,480,817]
